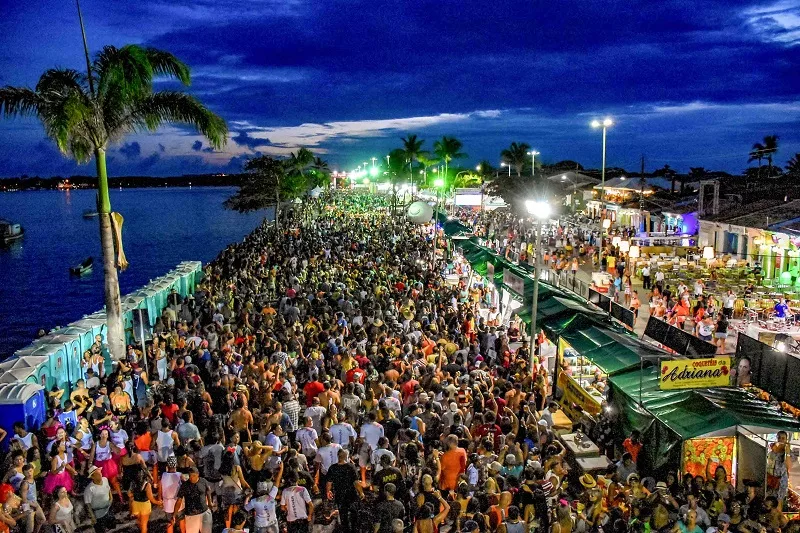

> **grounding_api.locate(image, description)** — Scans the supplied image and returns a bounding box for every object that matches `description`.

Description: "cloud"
[118,142,142,159]
[231,131,275,149]
[743,0,800,46]
[192,140,203,151]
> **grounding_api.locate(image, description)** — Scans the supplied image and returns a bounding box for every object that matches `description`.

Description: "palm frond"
[34,69,88,96]
[144,48,191,85]
[124,91,227,148]
[0,86,42,118]
[94,45,153,102]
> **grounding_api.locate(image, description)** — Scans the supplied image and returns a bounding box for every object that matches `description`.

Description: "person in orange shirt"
[438,434,467,493]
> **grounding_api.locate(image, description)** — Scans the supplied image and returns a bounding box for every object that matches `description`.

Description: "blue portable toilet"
[0,383,47,437]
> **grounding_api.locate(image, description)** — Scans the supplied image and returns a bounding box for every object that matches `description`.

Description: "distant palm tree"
[763,135,779,177]
[0,44,227,361]
[310,156,330,187]
[749,142,765,179]
[500,142,531,177]
[476,160,495,178]
[416,152,439,187]
[787,153,800,177]
[433,136,467,186]
[401,134,424,188]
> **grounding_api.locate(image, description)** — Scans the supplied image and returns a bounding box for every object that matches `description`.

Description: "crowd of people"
[0,193,795,533]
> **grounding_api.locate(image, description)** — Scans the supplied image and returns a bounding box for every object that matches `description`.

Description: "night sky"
[1,0,799,177]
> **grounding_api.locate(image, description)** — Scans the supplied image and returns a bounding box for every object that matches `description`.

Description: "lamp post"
[433,177,445,263]
[592,118,613,270]
[525,199,552,375]
[501,162,511,177]
[561,173,578,212]
[527,150,540,178]
[601,218,611,269]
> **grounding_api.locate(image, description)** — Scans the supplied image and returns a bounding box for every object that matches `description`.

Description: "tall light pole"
[527,150,540,178]
[371,157,377,168]
[526,199,552,375]
[501,162,511,177]
[433,177,445,263]
[591,117,613,269]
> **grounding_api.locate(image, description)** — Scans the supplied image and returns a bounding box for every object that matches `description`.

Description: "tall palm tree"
[310,156,330,188]
[500,142,531,177]
[401,134,424,189]
[762,135,779,177]
[433,136,467,186]
[0,45,226,361]
[749,142,765,179]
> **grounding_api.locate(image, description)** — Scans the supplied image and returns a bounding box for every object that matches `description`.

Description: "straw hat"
[401,307,414,321]
[373,319,384,328]
[445,342,458,356]
[579,474,597,488]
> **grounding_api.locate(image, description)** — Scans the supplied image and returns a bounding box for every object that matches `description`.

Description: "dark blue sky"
[1,0,798,177]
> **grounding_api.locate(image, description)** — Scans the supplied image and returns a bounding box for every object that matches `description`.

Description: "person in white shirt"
[281,476,313,528]
[304,399,327,436]
[314,434,343,476]
[329,416,357,451]
[295,417,319,461]
[370,437,396,472]
[245,464,283,533]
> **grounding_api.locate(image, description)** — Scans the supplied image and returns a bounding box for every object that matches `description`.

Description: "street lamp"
[527,150,540,178]
[525,199,552,375]
[433,177,446,263]
[500,162,511,177]
[561,173,578,213]
[591,117,613,269]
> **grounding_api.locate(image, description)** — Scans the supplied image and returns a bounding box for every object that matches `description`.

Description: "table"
[576,455,612,474]
[560,433,600,458]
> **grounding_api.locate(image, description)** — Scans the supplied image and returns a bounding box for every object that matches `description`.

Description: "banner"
[659,357,731,390]
[557,371,602,419]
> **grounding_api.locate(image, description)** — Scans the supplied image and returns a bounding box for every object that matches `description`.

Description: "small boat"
[70,257,93,276]
[0,220,24,244]
[82,210,99,218]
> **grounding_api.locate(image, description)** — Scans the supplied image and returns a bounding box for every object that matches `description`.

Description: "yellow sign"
[659,357,731,390]
[557,371,601,419]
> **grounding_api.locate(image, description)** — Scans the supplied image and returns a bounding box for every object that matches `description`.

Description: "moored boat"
[70,256,93,275]
[0,220,24,244]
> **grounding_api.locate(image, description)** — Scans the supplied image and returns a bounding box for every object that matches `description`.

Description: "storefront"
[609,364,800,503]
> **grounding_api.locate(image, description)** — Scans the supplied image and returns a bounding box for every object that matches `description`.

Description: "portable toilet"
[0,383,47,436]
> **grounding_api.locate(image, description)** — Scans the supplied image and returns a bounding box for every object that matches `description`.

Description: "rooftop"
[702,198,800,230]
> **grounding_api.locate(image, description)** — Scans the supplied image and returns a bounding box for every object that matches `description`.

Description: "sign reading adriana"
[660,357,731,390]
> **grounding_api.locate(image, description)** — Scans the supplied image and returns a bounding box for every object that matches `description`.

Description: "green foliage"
[500,142,531,177]
[0,44,227,161]
[787,153,800,177]
[224,155,287,212]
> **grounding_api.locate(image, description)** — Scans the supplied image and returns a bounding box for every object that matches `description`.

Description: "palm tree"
[787,153,800,177]
[475,160,495,178]
[401,134,424,189]
[500,142,531,177]
[416,152,439,187]
[763,135,779,177]
[433,136,467,186]
[309,156,330,188]
[749,142,765,179]
[0,45,226,361]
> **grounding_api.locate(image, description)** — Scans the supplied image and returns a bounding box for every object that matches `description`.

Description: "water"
[0,187,268,357]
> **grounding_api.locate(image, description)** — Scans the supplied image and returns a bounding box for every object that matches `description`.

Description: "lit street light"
[500,162,511,177]
[527,150,540,178]
[591,117,613,269]
[525,199,552,375]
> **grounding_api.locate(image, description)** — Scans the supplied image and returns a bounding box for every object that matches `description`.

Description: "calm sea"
[0,187,268,357]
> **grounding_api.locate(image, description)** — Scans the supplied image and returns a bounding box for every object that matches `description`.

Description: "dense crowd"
[0,193,795,533]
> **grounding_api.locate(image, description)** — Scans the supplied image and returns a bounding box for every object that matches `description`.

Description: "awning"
[560,326,645,375]
[610,366,800,440]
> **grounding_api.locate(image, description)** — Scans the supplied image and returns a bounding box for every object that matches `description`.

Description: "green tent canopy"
[559,325,645,376]
[608,364,800,472]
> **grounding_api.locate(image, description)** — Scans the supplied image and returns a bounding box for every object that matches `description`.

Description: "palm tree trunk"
[95,148,125,362]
